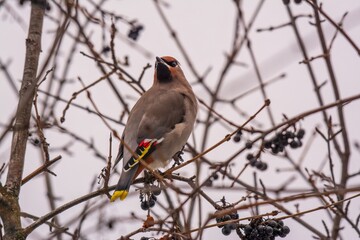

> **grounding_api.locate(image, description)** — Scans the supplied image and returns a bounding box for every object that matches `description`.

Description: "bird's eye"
[168,61,177,67]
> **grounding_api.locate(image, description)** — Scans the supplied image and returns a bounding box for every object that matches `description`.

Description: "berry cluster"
[233,130,257,152]
[215,198,240,236]
[241,218,290,240]
[216,211,239,236]
[232,130,256,151]
[282,0,302,5]
[139,186,162,211]
[264,129,305,154]
[246,154,268,171]
[204,172,220,187]
[128,25,144,41]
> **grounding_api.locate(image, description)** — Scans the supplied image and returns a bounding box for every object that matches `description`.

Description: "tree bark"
[0,1,45,239]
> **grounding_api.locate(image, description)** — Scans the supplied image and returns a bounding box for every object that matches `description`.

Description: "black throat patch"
[157,62,172,82]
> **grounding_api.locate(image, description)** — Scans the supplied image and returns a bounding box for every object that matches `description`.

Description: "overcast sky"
[1,1,360,239]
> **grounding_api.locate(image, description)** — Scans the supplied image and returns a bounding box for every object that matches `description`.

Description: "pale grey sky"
[1,1,360,239]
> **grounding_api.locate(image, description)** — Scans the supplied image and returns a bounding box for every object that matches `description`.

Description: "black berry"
[255,161,263,169]
[213,173,219,180]
[267,220,277,228]
[249,159,257,167]
[148,199,156,208]
[246,153,254,160]
[297,129,305,139]
[234,130,242,143]
[245,141,253,149]
[222,224,232,236]
[141,201,149,210]
[285,131,295,139]
[150,194,157,201]
[233,135,241,143]
[244,224,253,235]
[282,225,290,234]
[223,215,231,221]
[290,140,300,148]
[231,212,239,219]
[265,225,273,235]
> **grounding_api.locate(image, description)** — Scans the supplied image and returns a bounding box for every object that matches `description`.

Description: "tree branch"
[1,1,45,239]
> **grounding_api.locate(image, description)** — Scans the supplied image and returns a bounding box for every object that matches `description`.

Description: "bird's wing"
[137,90,185,140]
[122,89,186,170]
[113,134,124,169]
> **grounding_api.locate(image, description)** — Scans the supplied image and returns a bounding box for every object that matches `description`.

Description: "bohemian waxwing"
[110,56,198,202]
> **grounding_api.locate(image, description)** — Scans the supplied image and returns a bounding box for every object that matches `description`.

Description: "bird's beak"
[155,56,164,68]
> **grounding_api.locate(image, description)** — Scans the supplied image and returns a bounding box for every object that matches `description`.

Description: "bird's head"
[154,56,185,84]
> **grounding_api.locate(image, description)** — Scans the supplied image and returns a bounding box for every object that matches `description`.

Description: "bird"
[110,56,198,202]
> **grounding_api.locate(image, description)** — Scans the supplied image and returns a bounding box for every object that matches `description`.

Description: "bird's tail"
[110,138,163,202]
[110,166,138,202]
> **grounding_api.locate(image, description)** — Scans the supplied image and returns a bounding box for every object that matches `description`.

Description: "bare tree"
[1,0,360,239]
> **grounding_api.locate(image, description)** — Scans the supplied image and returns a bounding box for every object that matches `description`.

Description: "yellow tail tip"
[110,190,128,202]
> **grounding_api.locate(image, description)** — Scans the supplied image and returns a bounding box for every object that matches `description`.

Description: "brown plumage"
[111,56,197,201]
